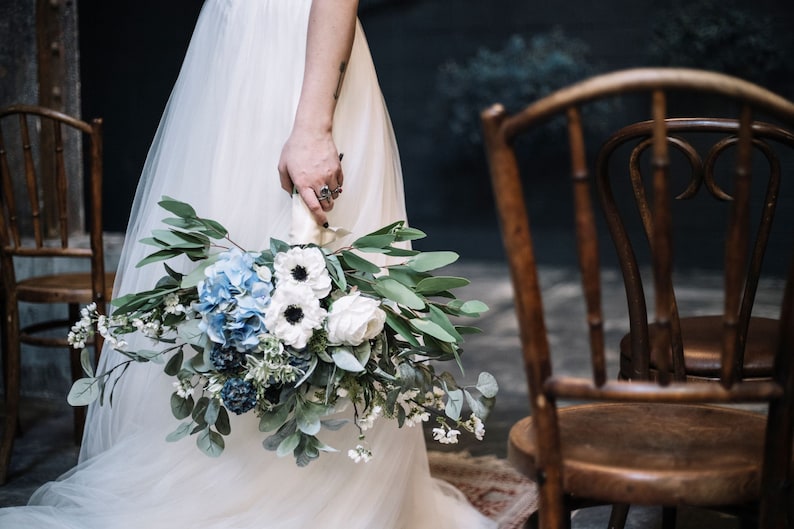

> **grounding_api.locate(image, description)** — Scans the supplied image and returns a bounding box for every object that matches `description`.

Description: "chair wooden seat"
[620,316,778,380]
[16,271,115,304]
[509,403,766,507]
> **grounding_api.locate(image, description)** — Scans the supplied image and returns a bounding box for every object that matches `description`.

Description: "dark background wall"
[77,0,794,263]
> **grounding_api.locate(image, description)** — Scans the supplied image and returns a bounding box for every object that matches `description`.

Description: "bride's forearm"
[293,0,359,134]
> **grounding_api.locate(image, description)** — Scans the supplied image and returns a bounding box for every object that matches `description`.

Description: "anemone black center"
[284,305,304,324]
[291,265,308,282]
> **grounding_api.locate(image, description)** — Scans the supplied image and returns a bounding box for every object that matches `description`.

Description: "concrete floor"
[0,260,783,527]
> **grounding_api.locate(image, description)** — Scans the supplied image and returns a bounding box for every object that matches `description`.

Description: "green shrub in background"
[434,28,604,148]
[648,0,788,85]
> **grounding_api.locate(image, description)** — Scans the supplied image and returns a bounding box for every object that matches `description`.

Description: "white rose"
[326,292,386,346]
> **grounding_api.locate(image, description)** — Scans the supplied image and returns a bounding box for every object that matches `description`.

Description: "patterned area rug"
[428,451,537,528]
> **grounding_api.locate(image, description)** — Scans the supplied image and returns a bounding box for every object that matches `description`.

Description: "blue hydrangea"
[209,344,244,372]
[195,248,273,352]
[220,378,257,415]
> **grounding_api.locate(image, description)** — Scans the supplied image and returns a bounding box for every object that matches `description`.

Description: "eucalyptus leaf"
[159,196,197,218]
[445,388,464,420]
[353,233,396,250]
[171,393,194,420]
[340,250,380,274]
[353,342,372,367]
[177,318,208,349]
[162,216,202,230]
[204,398,221,425]
[197,428,225,457]
[361,220,404,236]
[215,407,231,435]
[386,265,427,288]
[331,348,365,373]
[134,349,165,364]
[460,300,489,316]
[455,325,483,335]
[270,238,291,255]
[407,251,459,272]
[476,372,499,398]
[154,274,180,289]
[164,349,184,376]
[325,254,347,291]
[151,229,207,248]
[385,311,421,347]
[394,226,426,241]
[67,377,101,406]
[137,249,182,267]
[409,318,457,343]
[464,389,488,419]
[199,218,228,239]
[192,396,209,424]
[382,246,419,257]
[374,278,425,310]
[415,276,470,295]
[165,421,192,442]
[79,348,94,378]
[427,304,463,342]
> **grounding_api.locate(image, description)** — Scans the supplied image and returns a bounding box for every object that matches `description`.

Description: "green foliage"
[68,197,498,466]
[434,28,603,147]
[647,1,789,85]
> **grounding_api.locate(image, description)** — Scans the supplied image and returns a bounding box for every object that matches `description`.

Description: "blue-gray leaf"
[445,388,464,420]
[67,377,101,406]
[476,372,499,398]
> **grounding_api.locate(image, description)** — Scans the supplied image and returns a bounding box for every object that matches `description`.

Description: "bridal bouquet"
[68,197,497,466]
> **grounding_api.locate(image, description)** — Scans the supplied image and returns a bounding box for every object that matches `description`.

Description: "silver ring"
[317,185,332,202]
[331,186,342,197]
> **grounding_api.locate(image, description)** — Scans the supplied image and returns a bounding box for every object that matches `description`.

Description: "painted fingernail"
[323,222,329,228]
[338,153,344,161]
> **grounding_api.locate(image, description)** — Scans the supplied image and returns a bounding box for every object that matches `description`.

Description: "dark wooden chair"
[0,105,114,485]
[481,68,794,529]
[610,117,793,384]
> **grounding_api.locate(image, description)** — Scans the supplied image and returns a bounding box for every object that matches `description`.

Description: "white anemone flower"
[264,283,327,349]
[273,246,332,299]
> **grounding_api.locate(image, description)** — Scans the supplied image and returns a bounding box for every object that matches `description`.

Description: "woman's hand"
[278,129,343,227]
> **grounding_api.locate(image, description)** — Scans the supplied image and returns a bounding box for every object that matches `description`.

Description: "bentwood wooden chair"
[482,68,794,528]
[611,117,792,384]
[0,105,114,484]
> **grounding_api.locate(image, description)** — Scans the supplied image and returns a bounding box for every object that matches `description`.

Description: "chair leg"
[608,504,630,529]
[0,299,21,485]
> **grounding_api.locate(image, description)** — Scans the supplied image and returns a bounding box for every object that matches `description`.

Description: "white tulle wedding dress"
[0,1,496,528]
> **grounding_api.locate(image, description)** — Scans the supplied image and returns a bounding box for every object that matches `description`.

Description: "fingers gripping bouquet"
[68,197,498,466]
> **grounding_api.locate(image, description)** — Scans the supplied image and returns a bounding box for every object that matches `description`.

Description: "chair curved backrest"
[482,68,794,528]
[0,104,105,299]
